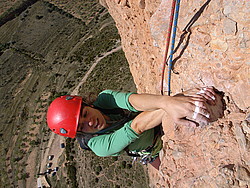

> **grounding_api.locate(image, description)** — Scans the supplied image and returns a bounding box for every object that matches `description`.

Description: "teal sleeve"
[93,90,138,112]
[87,120,139,157]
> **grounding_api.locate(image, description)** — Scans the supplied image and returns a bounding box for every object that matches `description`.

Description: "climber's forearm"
[129,93,170,112]
[129,89,213,127]
[131,109,165,134]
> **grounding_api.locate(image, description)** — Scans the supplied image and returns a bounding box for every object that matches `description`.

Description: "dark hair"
[81,92,97,106]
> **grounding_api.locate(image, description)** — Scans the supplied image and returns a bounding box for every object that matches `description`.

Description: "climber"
[47,87,216,169]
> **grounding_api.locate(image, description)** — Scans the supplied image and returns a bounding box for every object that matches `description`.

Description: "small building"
[47,162,52,168]
[48,155,54,160]
[60,143,65,148]
[54,167,59,172]
[51,171,56,177]
[45,169,52,174]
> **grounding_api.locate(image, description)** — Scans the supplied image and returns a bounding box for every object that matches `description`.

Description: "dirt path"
[71,45,122,95]
[14,69,32,97]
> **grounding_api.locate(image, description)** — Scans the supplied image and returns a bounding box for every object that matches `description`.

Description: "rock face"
[102,0,250,187]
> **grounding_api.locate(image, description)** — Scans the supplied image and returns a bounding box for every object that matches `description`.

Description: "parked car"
[51,171,56,177]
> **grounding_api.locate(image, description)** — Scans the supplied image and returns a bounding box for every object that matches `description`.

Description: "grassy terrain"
[0,0,148,187]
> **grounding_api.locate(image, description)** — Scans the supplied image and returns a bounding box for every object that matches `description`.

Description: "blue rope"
[167,0,181,96]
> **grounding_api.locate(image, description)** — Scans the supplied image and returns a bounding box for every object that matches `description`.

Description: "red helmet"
[47,95,82,138]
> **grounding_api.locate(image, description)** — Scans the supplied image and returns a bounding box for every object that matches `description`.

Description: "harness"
[125,125,163,165]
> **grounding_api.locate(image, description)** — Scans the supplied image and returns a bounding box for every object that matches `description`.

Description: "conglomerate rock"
[101,0,249,187]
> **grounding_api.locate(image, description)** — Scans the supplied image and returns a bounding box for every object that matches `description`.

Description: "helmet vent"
[60,128,67,134]
[66,96,73,100]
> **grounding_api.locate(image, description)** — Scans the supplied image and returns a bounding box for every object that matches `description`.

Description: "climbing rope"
[160,0,176,95]
[160,0,181,96]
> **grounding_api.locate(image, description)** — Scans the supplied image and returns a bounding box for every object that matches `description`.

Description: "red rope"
[160,0,176,95]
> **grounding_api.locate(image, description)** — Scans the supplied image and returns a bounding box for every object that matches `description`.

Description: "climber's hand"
[175,86,216,105]
[164,94,210,127]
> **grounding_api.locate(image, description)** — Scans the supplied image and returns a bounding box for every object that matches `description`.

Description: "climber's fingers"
[175,118,196,127]
[196,86,216,105]
[191,110,210,126]
[192,100,207,109]
[180,86,216,105]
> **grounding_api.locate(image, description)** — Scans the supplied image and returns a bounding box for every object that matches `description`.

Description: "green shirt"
[87,90,155,157]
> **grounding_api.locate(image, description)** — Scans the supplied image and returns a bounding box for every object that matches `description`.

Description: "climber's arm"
[129,87,216,126]
[131,109,165,134]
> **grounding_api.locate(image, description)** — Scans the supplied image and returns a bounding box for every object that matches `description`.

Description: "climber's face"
[77,106,108,133]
